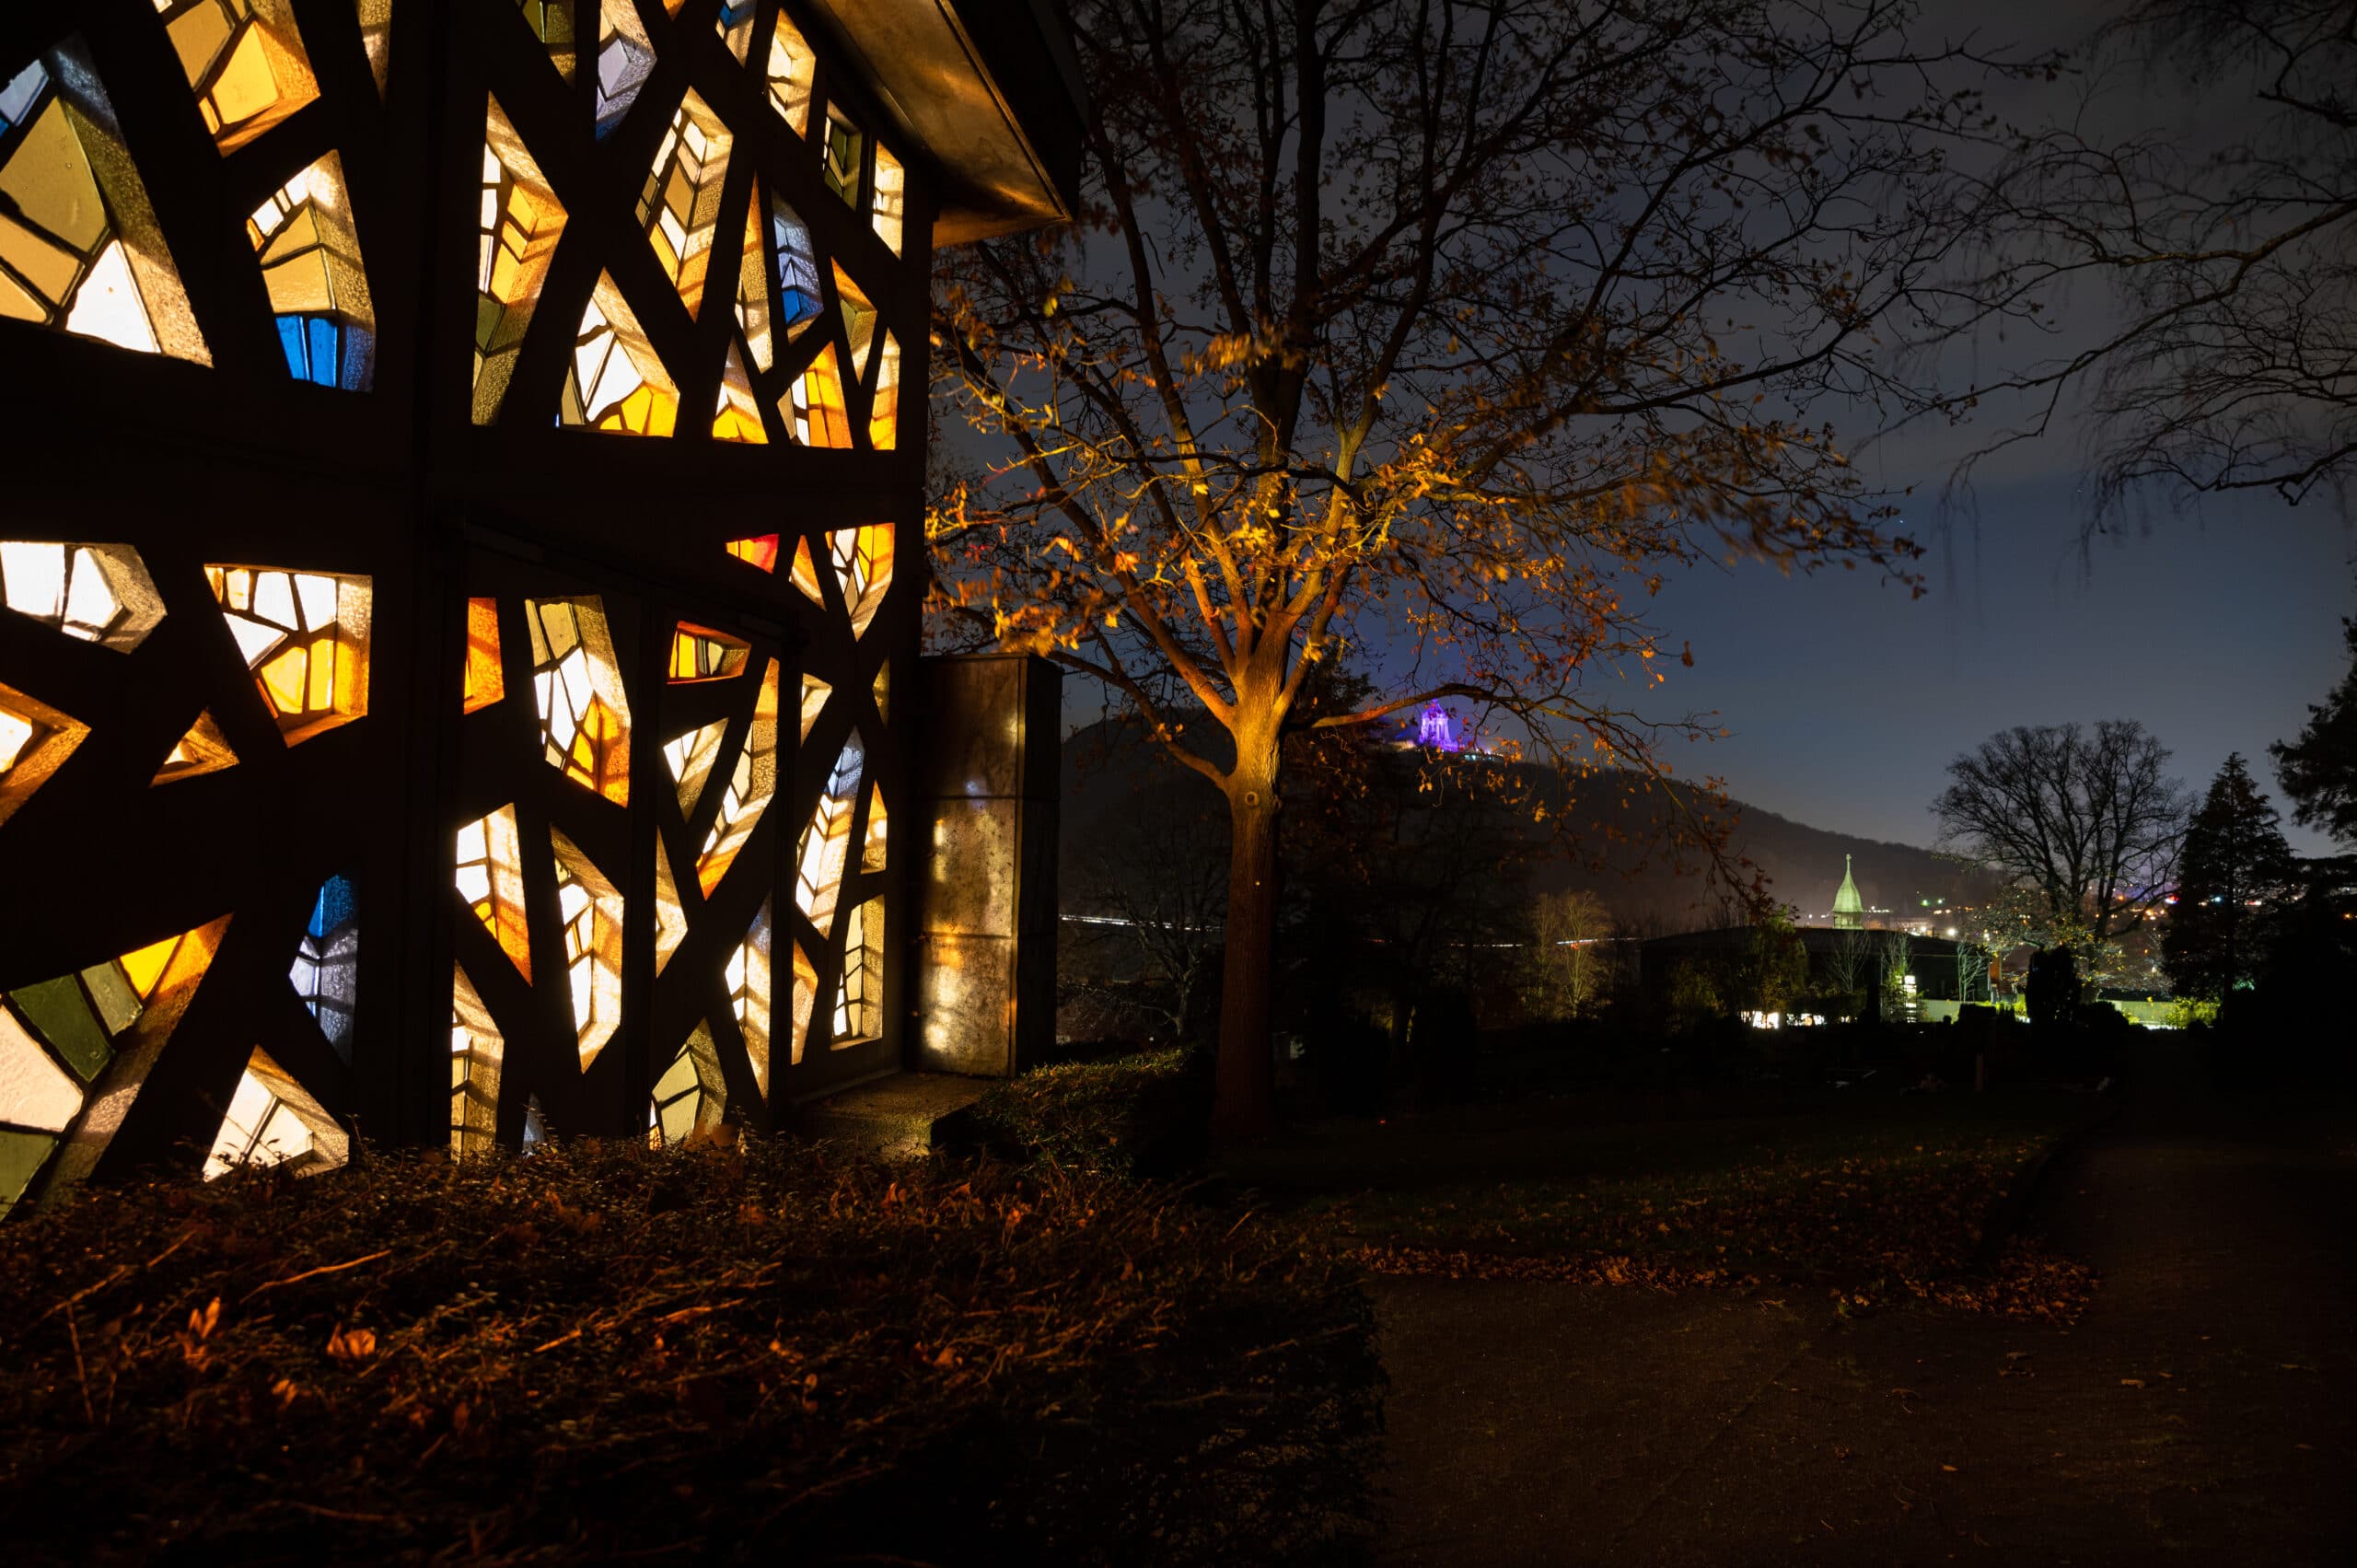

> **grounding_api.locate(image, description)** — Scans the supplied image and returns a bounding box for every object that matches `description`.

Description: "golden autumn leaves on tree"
[930,0,2015,1137]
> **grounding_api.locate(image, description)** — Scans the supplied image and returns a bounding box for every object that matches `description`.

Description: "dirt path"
[1372,1093,2357,1564]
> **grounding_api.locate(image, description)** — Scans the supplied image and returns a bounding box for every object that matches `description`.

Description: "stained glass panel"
[513,1,577,83]
[771,196,823,335]
[456,804,530,979]
[639,94,731,319]
[788,536,824,606]
[833,262,877,379]
[562,273,679,436]
[649,1022,723,1146]
[527,597,632,803]
[463,597,505,713]
[869,332,901,450]
[157,0,320,154]
[861,783,888,871]
[475,99,567,424]
[291,874,359,1058]
[800,673,830,739]
[792,731,862,935]
[653,833,688,973]
[355,0,392,98]
[669,621,749,682]
[715,1,758,64]
[0,681,88,830]
[0,540,166,650]
[828,525,892,638]
[764,13,815,134]
[714,342,766,443]
[820,110,862,207]
[594,0,656,138]
[695,659,780,895]
[203,1047,346,1179]
[204,564,373,743]
[449,963,503,1157]
[248,153,375,389]
[791,343,852,448]
[831,895,882,1043]
[727,898,772,1096]
[787,941,818,1067]
[151,709,238,785]
[873,145,905,256]
[725,533,779,574]
[551,828,624,1069]
[663,717,726,816]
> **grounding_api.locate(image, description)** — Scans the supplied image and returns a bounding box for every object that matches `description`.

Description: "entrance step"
[794,1072,988,1158]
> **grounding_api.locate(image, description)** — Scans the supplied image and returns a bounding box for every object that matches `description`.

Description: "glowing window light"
[526,597,632,804]
[448,964,504,1158]
[724,533,780,574]
[828,525,893,637]
[593,0,656,138]
[868,332,901,450]
[204,564,372,744]
[764,13,815,134]
[157,0,320,154]
[831,896,883,1043]
[663,716,727,817]
[638,93,731,318]
[290,874,358,1057]
[150,709,238,786]
[787,942,819,1067]
[649,1023,725,1147]
[715,0,757,63]
[872,145,905,256]
[0,541,166,651]
[696,659,782,895]
[455,804,531,980]
[652,834,689,975]
[551,829,624,1069]
[512,0,577,82]
[561,273,679,436]
[793,732,864,935]
[714,341,767,442]
[820,110,862,207]
[861,783,888,871]
[203,1048,345,1179]
[463,598,505,713]
[474,99,567,424]
[788,536,825,605]
[727,899,772,1096]
[668,621,749,683]
[770,196,824,335]
[834,262,878,379]
[800,673,830,739]
[356,0,391,97]
[789,345,853,447]
[247,153,374,389]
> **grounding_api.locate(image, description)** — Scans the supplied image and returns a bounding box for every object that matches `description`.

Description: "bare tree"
[1929,0,2357,525]
[931,0,2022,1137]
[1933,722,2189,952]
[1524,889,1617,1022]
[1824,923,1875,998]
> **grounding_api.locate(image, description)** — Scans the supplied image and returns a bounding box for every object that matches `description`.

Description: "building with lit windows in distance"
[0,1,1081,1215]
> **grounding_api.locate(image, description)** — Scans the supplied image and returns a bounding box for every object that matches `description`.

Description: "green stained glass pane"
[0,1130,57,1218]
[80,961,143,1035]
[10,979,112,1081]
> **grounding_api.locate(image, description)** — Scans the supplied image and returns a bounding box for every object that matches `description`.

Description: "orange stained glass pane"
[463,598,504,713]
[0,680,89,829]
[861,783,888,871]
[653,833,689,975]
[527,597,632,806]
[695,658,780,896]
[455,805,531,981]
[663,716,727,816]
[800,673,830,740]
[788,941,818,1066]
[669,621,749,683]
[788,535,823,605]
[714,340,766,443]
[873,145,905,256]
[449,963,504,1159]
[152,709,238,786]
[868,332,901,450]
[792,732,863,935]
[206,565,371,744]
[790,343,853,447]
[764,13,815,134]
[562,273,678,436]
[118,935,186,1001]
[733,188,772,372]
[638,92,730,319]
[475,99,568,424]
[829,525,893,638]
[832,263,877,378]
[552,828,624,1070]
[725,534,779,573]
[158,0,321,155]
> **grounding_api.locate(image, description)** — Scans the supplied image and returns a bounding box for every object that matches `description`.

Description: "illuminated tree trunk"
[1213,731,1281,1141]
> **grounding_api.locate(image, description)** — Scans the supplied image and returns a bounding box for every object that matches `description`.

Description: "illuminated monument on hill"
[1832,855,1866,930]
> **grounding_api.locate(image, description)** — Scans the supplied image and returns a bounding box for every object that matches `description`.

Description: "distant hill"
[1060,717,1993,931]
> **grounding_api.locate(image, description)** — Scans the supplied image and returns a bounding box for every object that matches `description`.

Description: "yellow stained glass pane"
[119,935,185,1001]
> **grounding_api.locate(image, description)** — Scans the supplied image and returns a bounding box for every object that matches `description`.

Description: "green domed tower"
[1832,855,1865,930]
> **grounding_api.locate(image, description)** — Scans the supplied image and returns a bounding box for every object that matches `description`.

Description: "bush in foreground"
[0,1137,1379,1563]
[964,1046,1209,1179]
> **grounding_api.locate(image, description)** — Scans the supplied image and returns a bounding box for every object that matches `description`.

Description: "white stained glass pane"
[569,961,593,1030]
[1,541,66,620]
[294,573,339,632]
[253,571,297,631]
[558,882,589,923]
[557,647,596,718]
[63,242,160,356]
[63,548,122,636]
[0,708,34,772]
[456,865,490,903]
[225,612,284,667]
[0,1007,84,1132]
[456,818,487,863]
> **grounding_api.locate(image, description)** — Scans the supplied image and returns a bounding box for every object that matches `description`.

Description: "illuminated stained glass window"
[733,192,772,374]
[714,341,766,443]
[727,898,772,1095]
[0,680,88,830]
[669,621,749,682]
[157,0,320,154]
[820,110,862,207]
[456,804,530,979]
[291,874,358,1058]
[793,731,863,935]
[593,0,656,138]
[869,332,901,450]
[831,895,882,1043]
[787,941,818,1066]
[527,596,632,804]
[765,13,815,134]
[715,1,757,64]
[204,1047,346,1179]
[151,709,238,785]
[0,56,210,363]
[725,533,779,574]
[834,262,877,381]
[247,153,375,389]
[649,1022,724,1147]
[563,273,679,435]
[800,673,830,739]
[205,565,372,744]
[788,536,825,606]
[474,99,567,424]
[862,783,888,871]
[870,664,889,724]
[873,145,905,256]
[772,196,824,334]
[664,717,727,817]
[356,0,392,99]
[513,0,577,83]
[1,923,223,1215]
[552,828,624,1069]
[0,540,166,650]
[639,94,730,319]
[696,659,780,894]
[653,834,688,973]
[829,525,893,638]
[463,597,505,713]
[449,963,502,1158]
[790,343,852,448]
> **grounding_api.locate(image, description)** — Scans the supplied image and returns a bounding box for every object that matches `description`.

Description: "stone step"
[793,1071,989,1158]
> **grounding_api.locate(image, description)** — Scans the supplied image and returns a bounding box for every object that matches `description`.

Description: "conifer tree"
[2164,754,2297,1001]
[2270,619,2357,850]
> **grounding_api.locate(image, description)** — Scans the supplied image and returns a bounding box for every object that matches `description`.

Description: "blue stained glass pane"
[0,61,49,132]
[276,315,309,378]
[309,875,356,940]
[717,1,758,25]
[307,318,341,386]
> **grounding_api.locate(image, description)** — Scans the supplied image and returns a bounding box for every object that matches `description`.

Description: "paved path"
[1373,1095,2356,1564]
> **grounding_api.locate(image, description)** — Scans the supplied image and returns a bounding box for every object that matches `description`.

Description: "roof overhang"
[803,0,1086,247]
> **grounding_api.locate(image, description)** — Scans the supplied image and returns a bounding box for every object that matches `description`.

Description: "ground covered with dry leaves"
[1306,1110,2099,1324]
[0,1137,1379,1564]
